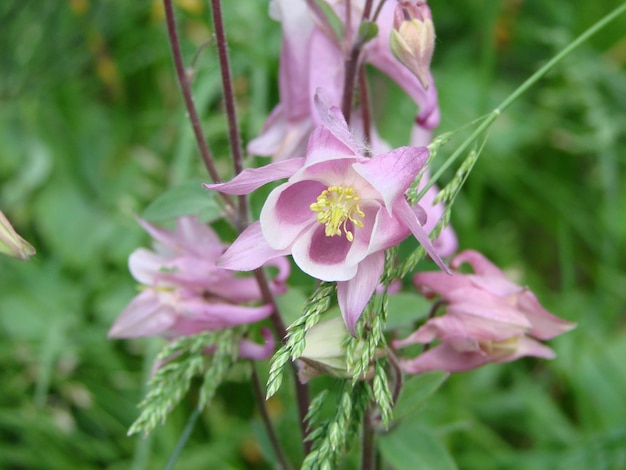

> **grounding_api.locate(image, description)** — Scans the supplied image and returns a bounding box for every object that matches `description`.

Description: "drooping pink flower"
[392,250,576,373]
[108,216,289,341]
[206,96,448,335]
[249,0,439,161]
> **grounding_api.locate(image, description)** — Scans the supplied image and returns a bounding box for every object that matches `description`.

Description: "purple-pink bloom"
[392,250,576,373]
[249,0,439,161]
[108,216,289,341]
[206,96,447,335]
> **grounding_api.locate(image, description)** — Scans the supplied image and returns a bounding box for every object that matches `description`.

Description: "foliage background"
[1,0,625,468]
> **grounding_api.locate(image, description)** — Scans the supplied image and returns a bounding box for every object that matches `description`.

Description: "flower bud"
[0,211,35,261]
[389,1,435,89]
[297,317,350,383]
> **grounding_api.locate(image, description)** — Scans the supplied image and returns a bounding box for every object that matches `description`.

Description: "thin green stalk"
[418,1,626,200]
[164,408,201,470]
[209,0,249,231]
[251,365,292,470]
[361,408,375,470]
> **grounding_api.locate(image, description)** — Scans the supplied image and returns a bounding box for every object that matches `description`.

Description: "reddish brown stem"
[162,0,235,213]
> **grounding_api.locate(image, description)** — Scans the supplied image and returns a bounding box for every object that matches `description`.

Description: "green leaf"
[393,371,448,420]
[142,182,221,222]
[358,21,379,44]
[386,293,432,329]
[378,420,457,470]
[309,0,345,43]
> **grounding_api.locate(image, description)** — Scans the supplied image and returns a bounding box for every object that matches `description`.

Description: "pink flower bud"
[390,1,435,89]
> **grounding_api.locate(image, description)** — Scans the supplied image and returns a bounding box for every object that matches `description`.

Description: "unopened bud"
[0,211,35,261]
[297,317,350,383]
[389,1,435,89]
[296,317,385,383]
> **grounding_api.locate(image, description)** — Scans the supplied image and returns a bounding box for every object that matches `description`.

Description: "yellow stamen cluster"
[310,185,365,242]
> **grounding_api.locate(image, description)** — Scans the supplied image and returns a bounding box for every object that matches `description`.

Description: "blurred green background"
[1,0,625,468]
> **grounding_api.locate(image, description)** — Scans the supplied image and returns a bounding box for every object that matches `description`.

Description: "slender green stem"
[164,408,201,470]
[162,0,235,214]
[341,0,376,121]
[251,365,292,470]
[418,1,626,200]
[361,407,376,470]
[209,0,249,231]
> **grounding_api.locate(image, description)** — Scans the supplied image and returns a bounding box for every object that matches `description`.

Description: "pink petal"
[218,222,291,272]
[398,343,496,374]
[413,271,472,298]
[247,104,287,156]
[467,274,525,297]
[272,0,314,118]
[203,158,305,195]
[517,292,577,340]
[510,336,556,360]
[337,251,385,336]
[291,223,358,281]
[172,301,274,333]
[393,199,450,273]
[247,106,313,161]
[108,291,176,338]
[128,248,166,285]
[361,203,409,255]
[445,288,532,329]
[313,91,363,153]
[260,180,325,250]
[238,328,276,360]
[353,146,429,212]
[308,35,344,125]
[305,126,359,165]
[452,250,505,277]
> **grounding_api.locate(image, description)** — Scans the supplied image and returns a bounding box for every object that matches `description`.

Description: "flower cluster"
[109,216,289,359]
[393,250,576,373]
[206,95,448,334]
[250,0,439,161]
[112,0,576,394]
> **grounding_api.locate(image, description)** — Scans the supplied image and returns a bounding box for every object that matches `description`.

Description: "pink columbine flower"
[206,96,448,335]
[108,216,289,341]
[249,0,439,161]
[392,250,576,373]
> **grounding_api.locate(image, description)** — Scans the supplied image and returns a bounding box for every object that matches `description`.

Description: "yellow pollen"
[310,185,365,242]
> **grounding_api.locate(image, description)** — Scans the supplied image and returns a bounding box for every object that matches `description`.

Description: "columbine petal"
[172,302,274,334]
[108,290,176,338]
[354,146,428,212]
[203,158,306,195]
[452,250,505,277]
[261,180,326,250]
[393,198,449,273]
[218,222,291,271]
[337,251,385,335]
[313,93,363,154]
[516,292,577,340]
[238,328,276,360]
[305,126,359,164]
